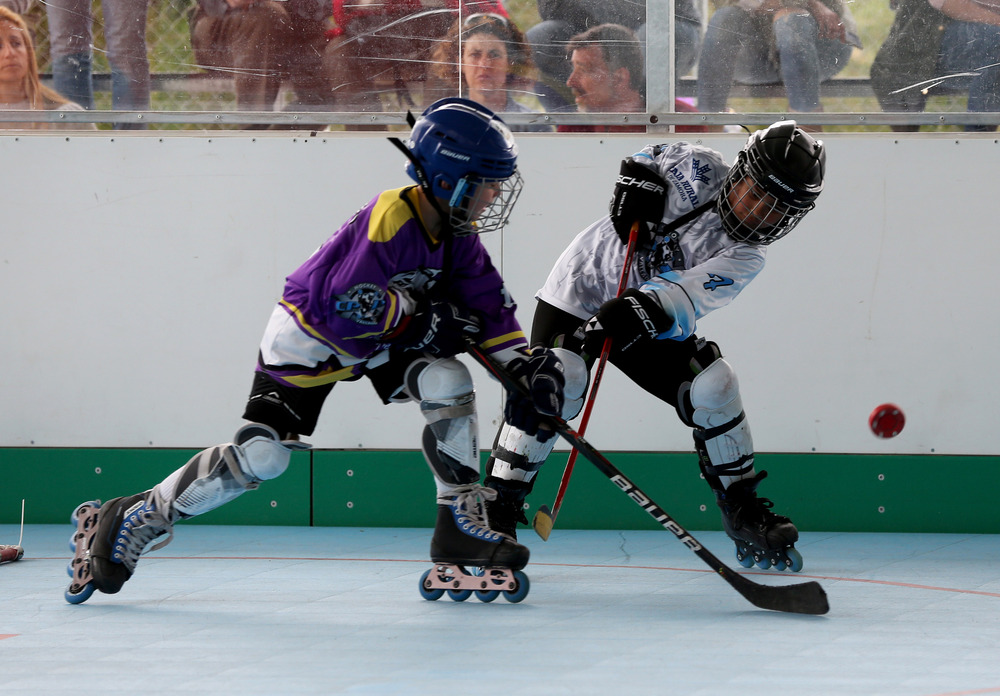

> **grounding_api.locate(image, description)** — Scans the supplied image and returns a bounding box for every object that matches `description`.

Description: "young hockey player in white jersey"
[64,98,582,604]
[485,121,826,572]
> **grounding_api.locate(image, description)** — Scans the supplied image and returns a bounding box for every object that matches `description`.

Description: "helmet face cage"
[448,169,524,236]
[717,154,814,245]
[718,120,824,246]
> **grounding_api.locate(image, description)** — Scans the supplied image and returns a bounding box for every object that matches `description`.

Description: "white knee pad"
[690,359,754,478]
[234,423,310,482]
[408,357,474,402]
[550,347,589,420]
[160,424,309,519]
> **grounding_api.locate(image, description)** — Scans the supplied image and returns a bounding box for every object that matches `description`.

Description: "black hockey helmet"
[717,120,825,245]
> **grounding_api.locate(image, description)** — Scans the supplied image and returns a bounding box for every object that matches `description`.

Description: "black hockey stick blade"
[467,343,829,615]
[723,567,829,615]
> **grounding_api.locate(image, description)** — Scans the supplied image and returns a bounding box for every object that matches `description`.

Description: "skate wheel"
[773,559,788,571]
[475,590,500,603]
[71,500,100,525]
[502,570,530,603]
[65,582,95,605]
[754,556,772,570]
[447,589,472,602]
[735,550,755,569]
[418,570,444,601]
[785,547,804,573]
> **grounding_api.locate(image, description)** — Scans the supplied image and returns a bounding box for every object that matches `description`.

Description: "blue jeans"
[697,6,852,113]
[45,0,151,127]
[937,20,1000,131]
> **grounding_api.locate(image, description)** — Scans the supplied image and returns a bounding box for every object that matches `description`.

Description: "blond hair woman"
[0,7,94,130]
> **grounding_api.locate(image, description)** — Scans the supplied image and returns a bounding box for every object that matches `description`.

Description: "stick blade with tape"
[532,505,555,541]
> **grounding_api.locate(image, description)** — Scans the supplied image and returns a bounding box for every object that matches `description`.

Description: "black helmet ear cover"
[748,121,825,207]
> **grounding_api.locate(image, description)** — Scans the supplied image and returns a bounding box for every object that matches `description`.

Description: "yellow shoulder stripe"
[368,188,417,243]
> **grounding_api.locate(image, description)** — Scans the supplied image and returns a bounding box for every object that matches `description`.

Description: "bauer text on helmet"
[404,98,524,236]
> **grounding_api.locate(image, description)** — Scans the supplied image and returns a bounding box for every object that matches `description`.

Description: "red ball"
[869,403,905,438]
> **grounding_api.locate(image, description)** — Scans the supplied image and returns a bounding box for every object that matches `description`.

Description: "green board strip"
[1,448,996,533]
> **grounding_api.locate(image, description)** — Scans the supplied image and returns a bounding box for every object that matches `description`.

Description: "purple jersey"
[258,186,527,388]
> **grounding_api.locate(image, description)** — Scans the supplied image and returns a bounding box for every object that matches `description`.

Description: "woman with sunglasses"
[430,13,553,132]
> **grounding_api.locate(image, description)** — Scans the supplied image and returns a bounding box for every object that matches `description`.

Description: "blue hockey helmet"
[401,98,524,235]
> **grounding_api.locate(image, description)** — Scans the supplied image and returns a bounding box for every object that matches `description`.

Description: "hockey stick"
[469,344,829,615]
[532,221,640,541]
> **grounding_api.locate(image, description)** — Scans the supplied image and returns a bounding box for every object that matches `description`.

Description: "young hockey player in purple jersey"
[65,98,584,604]
[484,121,826,572]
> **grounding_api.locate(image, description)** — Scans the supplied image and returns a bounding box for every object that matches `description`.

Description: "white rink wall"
[1,133,997,455]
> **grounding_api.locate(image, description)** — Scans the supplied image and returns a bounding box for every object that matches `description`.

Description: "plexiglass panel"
[1,0,998,131]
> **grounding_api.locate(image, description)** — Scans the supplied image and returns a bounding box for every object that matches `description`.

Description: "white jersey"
[537,141,766,341]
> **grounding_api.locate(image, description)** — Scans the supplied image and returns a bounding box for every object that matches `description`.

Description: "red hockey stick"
[532,222,640,541]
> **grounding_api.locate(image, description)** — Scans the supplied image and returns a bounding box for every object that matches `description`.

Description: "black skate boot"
[66,493,174,603]
[420,484,531,603]
[89,493,175,594]
[483,480,530,540]
[714,471,803,572]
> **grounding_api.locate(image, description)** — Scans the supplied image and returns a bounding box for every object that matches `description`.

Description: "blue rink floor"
[2,524,999,696]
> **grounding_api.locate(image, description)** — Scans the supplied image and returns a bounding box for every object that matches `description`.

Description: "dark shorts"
[242,350,420,438]
[531,300,721,409]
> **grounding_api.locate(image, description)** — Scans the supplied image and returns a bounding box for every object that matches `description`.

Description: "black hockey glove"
[504,347,566,443]
[393,300,481,357]
[583,288,673,359]
[609,157,668,246]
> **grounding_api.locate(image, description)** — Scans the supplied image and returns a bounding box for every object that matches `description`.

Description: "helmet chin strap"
[389,110,457,239]
[387,135,455,239]
[388,120,456,297]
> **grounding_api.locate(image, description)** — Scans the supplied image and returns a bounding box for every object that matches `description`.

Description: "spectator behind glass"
[558,23,705,134]
[43,0,151,129]
[526,0,703,112]
[190,0,331,118]
[0,0,30,14]
[0,6,95,129]
[429,12,552,132]
[697,0,862,124]
[872,0,1000,133]
[323,0,508,113]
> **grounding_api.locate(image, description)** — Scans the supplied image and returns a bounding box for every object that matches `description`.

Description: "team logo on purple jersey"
[334,283,387,325]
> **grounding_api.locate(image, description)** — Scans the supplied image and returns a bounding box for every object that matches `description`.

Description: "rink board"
[1,447,996,533]
[2,133,999,535]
